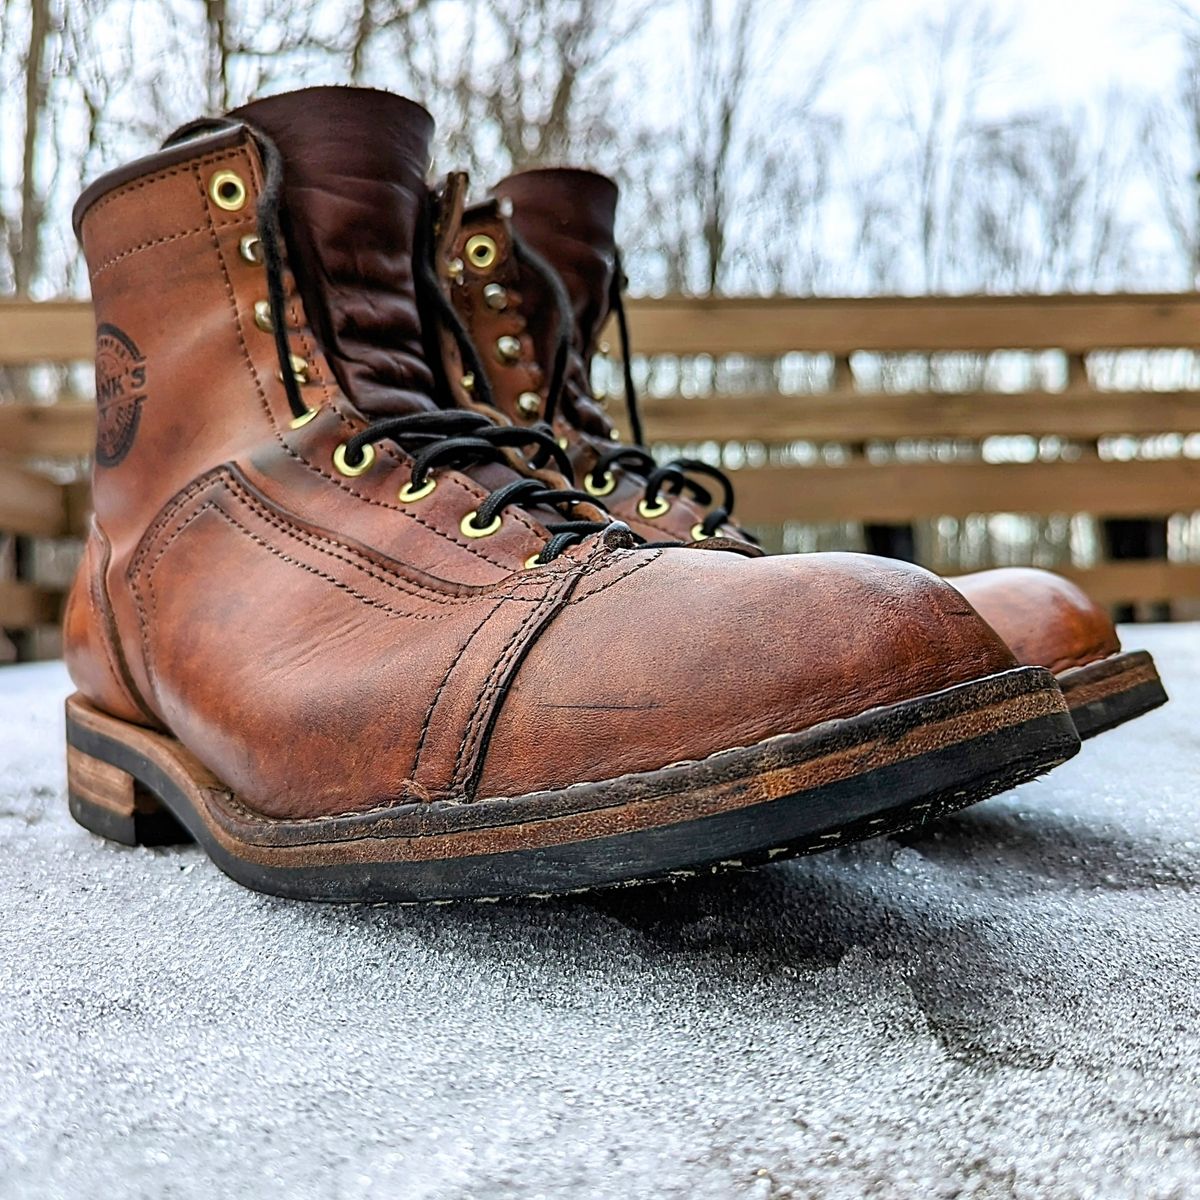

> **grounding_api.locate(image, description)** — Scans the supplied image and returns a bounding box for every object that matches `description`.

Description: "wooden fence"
[2,293,1200,659]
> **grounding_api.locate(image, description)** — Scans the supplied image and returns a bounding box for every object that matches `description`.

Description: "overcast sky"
[943,0,1181,105]
[794,0,1189,114]
[710,0,1200,292]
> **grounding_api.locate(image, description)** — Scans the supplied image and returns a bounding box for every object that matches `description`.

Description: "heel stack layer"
[67,739,191,847]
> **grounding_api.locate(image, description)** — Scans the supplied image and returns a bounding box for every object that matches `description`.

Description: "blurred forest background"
[4,0,1200,301]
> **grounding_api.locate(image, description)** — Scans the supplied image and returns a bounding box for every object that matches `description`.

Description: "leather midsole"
[66,666,1072,866]
[1056,650,1161,711]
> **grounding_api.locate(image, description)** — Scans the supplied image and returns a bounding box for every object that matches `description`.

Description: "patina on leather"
[950,568,1120,675]
[64,88,1028,833]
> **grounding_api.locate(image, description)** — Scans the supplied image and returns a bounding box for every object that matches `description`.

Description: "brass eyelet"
[516,391,541,417]
[638,496,671,519]
[691,523,710,541]
[585,471,617,498]
[461,510,502,538]
[289,407,321,429]
[239,234,263,264]
[210,169,247,212]
[253,300,274,332]
[275,353,309,385]
[524,553,545,569]
[461,372,476,392]
[496,335,522,364]
[465,234,499,271]
[398,476,437,503]
[333,442,375,477]
[483,283,508,311]
[609,429,621,441]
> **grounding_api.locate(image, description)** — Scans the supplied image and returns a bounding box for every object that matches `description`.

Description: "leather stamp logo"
[95,323,146,467]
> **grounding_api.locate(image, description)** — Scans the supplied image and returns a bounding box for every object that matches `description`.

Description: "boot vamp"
[477,549,1018,798]
[949,567,1120,676]
[126,467,600,819]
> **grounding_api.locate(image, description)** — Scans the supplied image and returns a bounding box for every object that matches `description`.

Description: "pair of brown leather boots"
[63,87,1165,902]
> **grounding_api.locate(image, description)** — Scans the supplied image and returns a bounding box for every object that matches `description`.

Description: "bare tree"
[350,0,633,180]
[965,96,1143,293]
[869,0,1018,293]
[621,0,854,298]
[1144,3,1200,288]
[0,0,1188,303]
[831,1,1150,296]
[1,0,57,299]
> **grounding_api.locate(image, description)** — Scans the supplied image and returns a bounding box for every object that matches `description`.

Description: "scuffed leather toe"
[950,567,1120,676]
[476,550,1018,798]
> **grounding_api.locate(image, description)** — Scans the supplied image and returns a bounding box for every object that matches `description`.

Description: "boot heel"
[67,736,191,847]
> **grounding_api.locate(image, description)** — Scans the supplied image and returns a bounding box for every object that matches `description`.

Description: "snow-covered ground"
[1,628,1198,1199]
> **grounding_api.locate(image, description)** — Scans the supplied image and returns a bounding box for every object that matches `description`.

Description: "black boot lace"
[164,118,611,565]
[518,239,750,541]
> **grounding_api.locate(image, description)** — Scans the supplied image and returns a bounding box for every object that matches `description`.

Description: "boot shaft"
[449,168,740,543]
[448,168,621,442]
[76,90,450,547]
[226,89,439,418]
[494,168,621,368]
[76,123,285,555]
[75,90,591,585]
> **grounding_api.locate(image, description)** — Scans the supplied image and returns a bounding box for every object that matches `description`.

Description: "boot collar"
[227,87,439,418]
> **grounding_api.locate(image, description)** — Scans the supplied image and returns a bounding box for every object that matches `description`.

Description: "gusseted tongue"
[492,168,620,358]
[228,87,438,417]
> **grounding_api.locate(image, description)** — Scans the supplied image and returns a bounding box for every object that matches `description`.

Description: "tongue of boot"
[490,169,622,439]
[492,168,620,361]
[228,87,439,418]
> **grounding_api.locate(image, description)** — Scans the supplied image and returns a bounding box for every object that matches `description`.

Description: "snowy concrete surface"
[0,627,1198,1200]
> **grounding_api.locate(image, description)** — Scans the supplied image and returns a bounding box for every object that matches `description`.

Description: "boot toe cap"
[950,567,1119,676]
[475,550,1018,798]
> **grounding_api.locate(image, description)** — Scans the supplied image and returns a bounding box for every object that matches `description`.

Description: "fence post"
[1103,520,1171,622]
[10,535,35,660]
[1065,351,1174,624]
[840,353,918,562]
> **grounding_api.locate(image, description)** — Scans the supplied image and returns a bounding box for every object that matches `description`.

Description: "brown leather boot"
[449,166,1165,742]
[62,88,1077,902]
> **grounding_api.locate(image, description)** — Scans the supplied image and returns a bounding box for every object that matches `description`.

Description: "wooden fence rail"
[3,293,1200,657]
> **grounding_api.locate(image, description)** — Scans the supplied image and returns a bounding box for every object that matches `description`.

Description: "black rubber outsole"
[1071,679,1168,740]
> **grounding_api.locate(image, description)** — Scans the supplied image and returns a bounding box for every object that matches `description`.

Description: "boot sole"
[65,667,1078,903]
[1056,649,1167,740]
